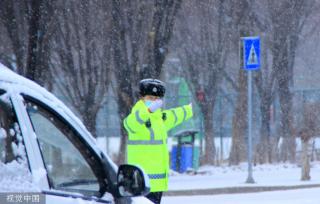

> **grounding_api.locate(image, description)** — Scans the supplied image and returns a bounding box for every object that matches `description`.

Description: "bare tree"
[0,0,57,87]
[266,0,314,162]
[173,0,237,165]
[241,2,277,164]
[228,0,259,165]
[25,0,57,87]
[141,0,182,78]
[50,0,111,137]
[111,0,182,164]
[0,1,29,73]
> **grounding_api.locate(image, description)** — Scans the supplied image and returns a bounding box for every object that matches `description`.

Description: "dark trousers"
[146,192,163,204]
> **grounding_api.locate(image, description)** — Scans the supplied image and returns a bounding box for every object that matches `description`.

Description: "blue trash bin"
[180,144,193,172]
[170,145,193,173]
[170,146,178,171]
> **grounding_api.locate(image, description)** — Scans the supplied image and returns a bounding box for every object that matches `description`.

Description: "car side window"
[25,99,107,197]
[0,92,26,164]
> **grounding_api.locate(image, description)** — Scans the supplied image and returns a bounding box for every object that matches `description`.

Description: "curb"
[164,184,320,196]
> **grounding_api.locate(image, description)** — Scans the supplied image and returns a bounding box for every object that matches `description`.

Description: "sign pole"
[246,70,255,183]
[242,36,260,184]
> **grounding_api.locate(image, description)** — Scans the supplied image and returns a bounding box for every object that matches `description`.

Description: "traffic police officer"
[123,79,193,204]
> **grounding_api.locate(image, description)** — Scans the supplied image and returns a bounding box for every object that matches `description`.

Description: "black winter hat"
[139,78,166,97]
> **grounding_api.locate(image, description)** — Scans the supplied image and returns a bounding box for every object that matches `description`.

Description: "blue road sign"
[243,36,260,70]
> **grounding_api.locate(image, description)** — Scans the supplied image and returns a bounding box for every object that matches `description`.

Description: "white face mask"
[145,100,153,107]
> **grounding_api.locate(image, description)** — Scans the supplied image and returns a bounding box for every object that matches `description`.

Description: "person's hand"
[189,102,193,110]
[148,99,163,112]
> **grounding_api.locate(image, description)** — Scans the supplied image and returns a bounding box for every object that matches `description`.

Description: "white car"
[0,64,152,204]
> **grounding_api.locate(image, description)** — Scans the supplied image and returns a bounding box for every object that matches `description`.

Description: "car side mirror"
[117,164,150,197]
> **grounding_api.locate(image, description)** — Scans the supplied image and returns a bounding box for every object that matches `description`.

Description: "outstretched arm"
[163,104,193,131]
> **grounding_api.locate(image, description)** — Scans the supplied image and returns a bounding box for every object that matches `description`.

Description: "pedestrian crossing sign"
[243,36,260,70]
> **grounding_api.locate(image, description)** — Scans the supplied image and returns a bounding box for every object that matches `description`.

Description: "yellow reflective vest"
[123,100,193,192]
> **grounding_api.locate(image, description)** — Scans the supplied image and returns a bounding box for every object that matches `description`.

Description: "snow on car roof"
[0,64,89,137]
[0,63,117,169]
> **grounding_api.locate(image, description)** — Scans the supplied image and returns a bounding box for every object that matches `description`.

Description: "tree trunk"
[141,0,182,79]
[301,138,311,181]
[115,98,132,165]
[255,94,272,164]
[0,0,28,73]
[202,103,215,165]
[229,69,247,165]
[117,124,128,165]
[277,52,295,162]
[26,0,42,83]
[111,0,135,165]
[82,110,98,138]
[228,0,255,165]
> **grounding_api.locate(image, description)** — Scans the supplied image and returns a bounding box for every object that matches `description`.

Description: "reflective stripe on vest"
[149,126,154,140]
[182,106,187,122]
[128,126,164,145]
[171,109,178,125]
[127,140,163,145]
[135,110,144,124]
[148,173,166,179]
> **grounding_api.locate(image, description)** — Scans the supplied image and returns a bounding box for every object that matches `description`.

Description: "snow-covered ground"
[163,162,320,203]
[163,187,320,204]
[168,162,320,191]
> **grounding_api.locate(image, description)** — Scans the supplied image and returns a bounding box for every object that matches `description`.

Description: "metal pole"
[246,70,255,183]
